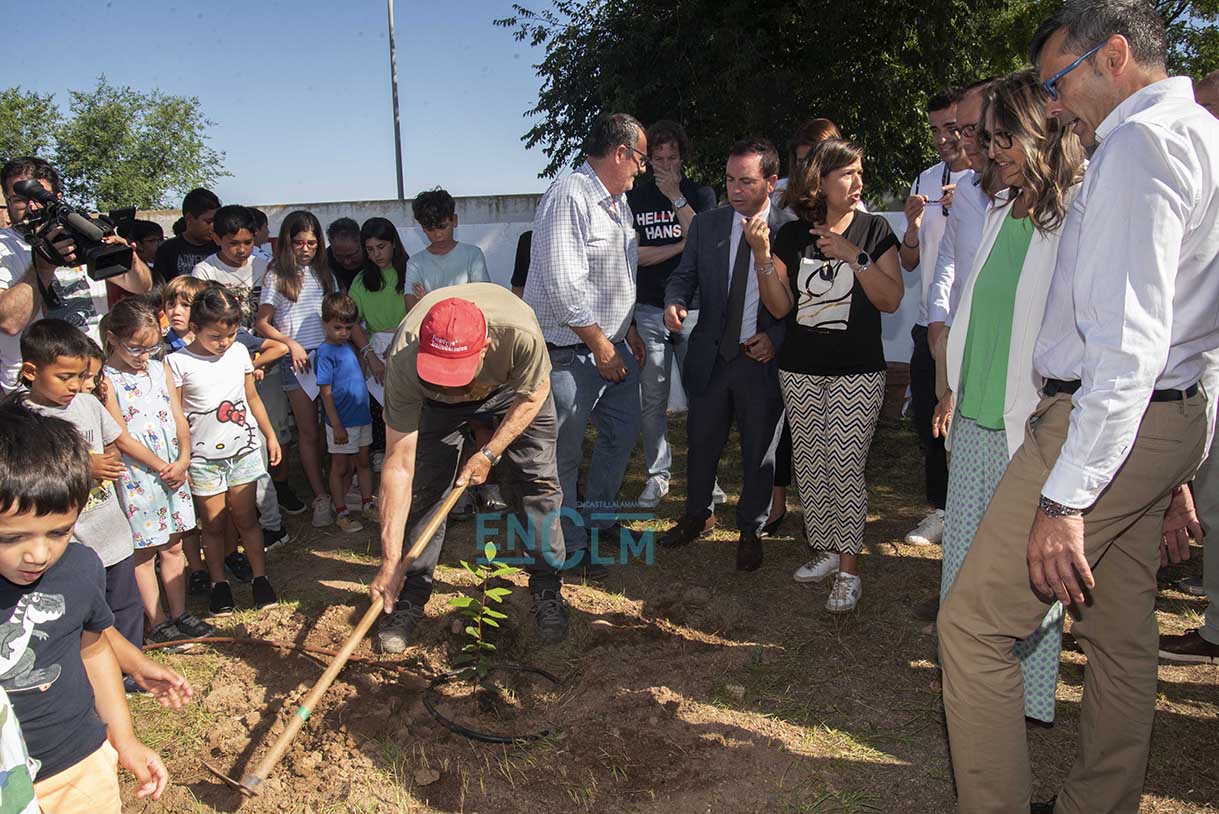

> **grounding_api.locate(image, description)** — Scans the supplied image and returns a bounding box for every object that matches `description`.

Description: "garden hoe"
[203,482,470,798]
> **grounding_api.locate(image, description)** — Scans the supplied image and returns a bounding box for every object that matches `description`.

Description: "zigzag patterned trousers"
[778,370,886,555]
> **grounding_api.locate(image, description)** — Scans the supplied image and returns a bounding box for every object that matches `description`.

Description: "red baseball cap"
[416,298,488,387]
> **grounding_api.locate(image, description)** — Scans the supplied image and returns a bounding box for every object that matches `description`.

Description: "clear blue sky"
[14,0,551,206]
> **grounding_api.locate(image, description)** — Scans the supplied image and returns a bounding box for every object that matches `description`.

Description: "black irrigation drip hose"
[423,664,562,744]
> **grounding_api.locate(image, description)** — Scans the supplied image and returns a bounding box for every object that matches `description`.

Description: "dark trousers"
[105,555,143,649]
[774,416,792,489]
[370,399,386,453]
[684,354,784,534]
[399,389,566,607]
[910,324,947,510]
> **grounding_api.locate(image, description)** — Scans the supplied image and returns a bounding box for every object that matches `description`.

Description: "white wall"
[142,195,917,362]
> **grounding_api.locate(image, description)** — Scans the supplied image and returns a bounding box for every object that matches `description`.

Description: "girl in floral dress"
[102,296,213,646]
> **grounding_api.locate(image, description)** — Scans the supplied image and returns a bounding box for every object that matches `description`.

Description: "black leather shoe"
[659,515,713,549]
[1030,797,1056,813]
[760,509,787,537]
[736,532,763,571]
[594,522,645,551]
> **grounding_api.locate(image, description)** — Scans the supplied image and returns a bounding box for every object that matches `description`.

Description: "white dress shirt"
[727,201,770,343]
[0,228,30,392]
[909,162,972,326]
[524,162,638,346]
[926,170,990,326]
[1034,77,1219,507]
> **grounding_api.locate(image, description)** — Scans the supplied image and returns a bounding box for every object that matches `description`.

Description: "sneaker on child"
[905,509,945,546]
[224,552,253,583]
[189,569,210,596]
[147,621,193,653]
[173,611,215,639]
[209,581,236,616]
[336,512,364,533]
[252,576,278,609]
[263,525,290,552]
[312,495,335,528]
[276,481,307,515]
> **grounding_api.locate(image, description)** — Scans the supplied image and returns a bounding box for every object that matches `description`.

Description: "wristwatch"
[481,446,502,467]
[672,196,688,210]
[1038,495,1083,518]
[854,251,872,272]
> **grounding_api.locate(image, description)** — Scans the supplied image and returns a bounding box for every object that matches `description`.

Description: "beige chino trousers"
[938,389,1207,814]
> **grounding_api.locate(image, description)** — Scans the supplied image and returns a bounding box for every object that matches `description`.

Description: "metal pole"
[388,0,405,200]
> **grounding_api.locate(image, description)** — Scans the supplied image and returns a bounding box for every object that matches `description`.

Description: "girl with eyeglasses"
[100,295,212,646]
[935,69,1085,723]
[255,210,338,528]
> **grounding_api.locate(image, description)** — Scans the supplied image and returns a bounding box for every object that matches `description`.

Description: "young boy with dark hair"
[189,209,291,554]
[316,292,373,532]
[250,208,272,263]
[191,205,267,329]
[126,220,165,271]
[406,188,490,311]
[406,189,501,516]
[19,321,187,673]
[0,399,185,810]
[153,187,221,283]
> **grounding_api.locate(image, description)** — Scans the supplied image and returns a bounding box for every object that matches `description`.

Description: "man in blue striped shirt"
[524,113,648,575]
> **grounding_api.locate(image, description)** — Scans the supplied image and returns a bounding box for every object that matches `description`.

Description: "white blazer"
[946,185,1081,458]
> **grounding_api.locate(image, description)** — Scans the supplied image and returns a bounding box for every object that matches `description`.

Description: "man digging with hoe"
[370,283,571,649]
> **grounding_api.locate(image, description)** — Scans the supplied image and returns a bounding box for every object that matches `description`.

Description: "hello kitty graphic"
[187,399,260,461]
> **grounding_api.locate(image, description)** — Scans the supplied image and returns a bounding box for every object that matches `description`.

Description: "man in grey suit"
[660,139,786,570]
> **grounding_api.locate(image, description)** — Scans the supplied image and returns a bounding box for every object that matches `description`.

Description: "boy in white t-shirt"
[191,205,269,328]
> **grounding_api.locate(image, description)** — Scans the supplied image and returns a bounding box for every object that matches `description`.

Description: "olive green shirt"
[383,282,551,434]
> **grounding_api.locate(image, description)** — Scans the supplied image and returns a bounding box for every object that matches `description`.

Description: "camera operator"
[0,157,152,388]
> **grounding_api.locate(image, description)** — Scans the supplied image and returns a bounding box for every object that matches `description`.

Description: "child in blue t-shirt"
[315,293,373,533]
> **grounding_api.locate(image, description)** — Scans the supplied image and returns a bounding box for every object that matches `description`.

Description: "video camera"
[11,179,133,281]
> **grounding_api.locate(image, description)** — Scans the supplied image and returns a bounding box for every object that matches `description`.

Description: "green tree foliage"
[0,88,61,166]
[497,0,1217,198]
[0,77,226,211]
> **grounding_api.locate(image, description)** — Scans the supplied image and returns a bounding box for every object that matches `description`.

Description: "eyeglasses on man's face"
[1042,41,1105,101]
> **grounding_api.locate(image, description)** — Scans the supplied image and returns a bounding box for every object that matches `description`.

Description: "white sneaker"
[637,476,669,508]
[311,496,334,528]
[826,572,862,613]
[712,480,727,505]
[905,510,945,546]
[793,551,840,583]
